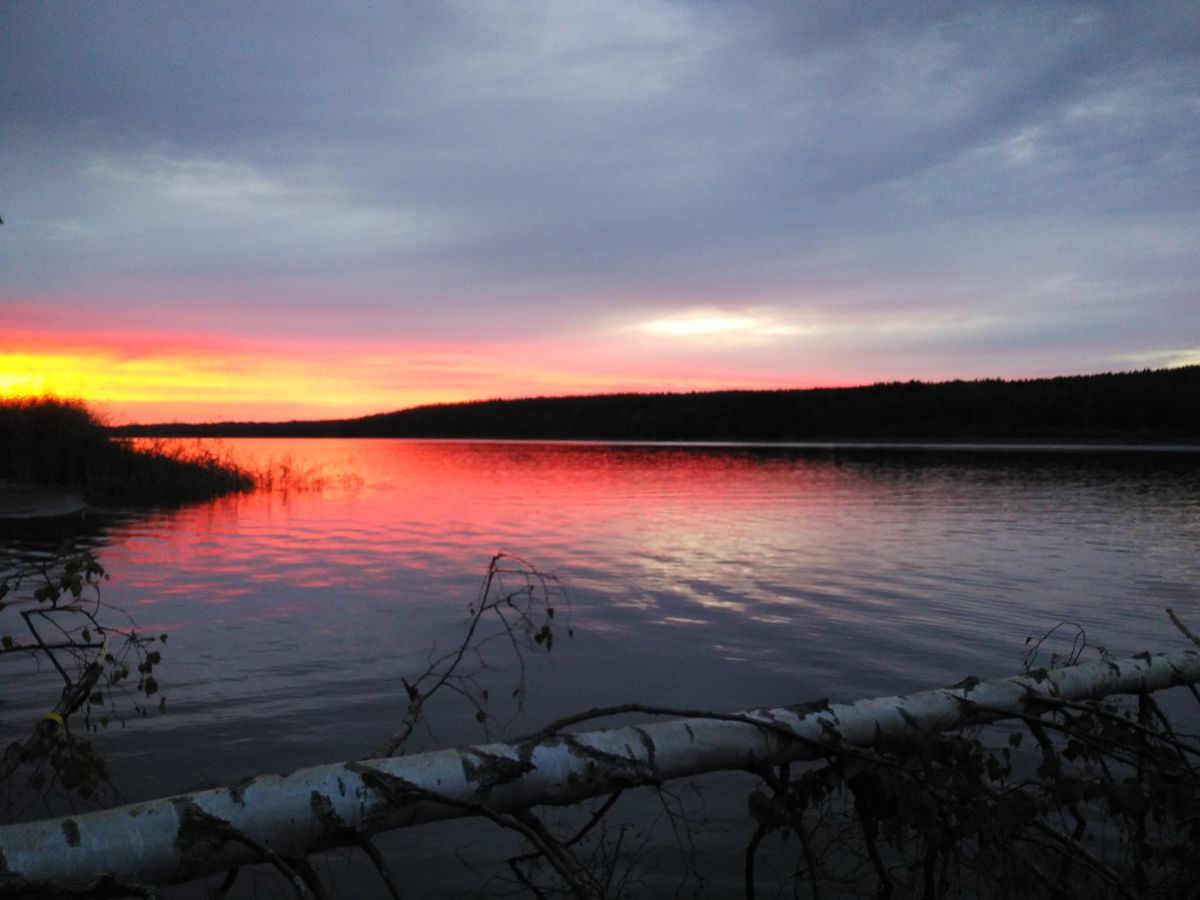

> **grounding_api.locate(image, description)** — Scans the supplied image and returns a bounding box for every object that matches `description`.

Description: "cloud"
[80,151,445,255]
[84,156,289,207]
[1114,349,1200,370]
[1,1,1197,419]
[633,309,813,344]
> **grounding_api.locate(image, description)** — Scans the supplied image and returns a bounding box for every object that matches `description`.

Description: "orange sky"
[1,324,829,425]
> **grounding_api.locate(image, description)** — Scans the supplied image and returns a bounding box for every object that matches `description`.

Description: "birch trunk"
[1,650,1196,893]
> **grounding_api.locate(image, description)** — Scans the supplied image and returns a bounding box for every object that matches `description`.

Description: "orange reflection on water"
[125,438,871,629]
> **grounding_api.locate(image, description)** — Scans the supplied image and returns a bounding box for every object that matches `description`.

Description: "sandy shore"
[0,481,88,520]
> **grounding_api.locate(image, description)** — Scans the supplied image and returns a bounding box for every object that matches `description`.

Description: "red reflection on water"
[180,437,863,554]
[103,438,889,652]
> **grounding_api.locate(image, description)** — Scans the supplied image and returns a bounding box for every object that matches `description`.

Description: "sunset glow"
[0,341,521,423]
[1,326,816,424]
[0,345,403,422]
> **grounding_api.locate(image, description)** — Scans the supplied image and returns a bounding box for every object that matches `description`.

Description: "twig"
[372,553,565,758]
[795,818,823,900]
[348,762,598,899]
[1166,607,1200,650]
[20,610,73,685]
[505,791,624,897]
[744,817,768,900]
[851,789,893,899]
[182,808,320,899]
[352,836,403,900]
[283,857,328,900]
[507,854,553,900]
[563,790,623,849]
[210,867,239,899]
[970,697,1200,762]
[512,809,604,898]
[977,782,1140,900]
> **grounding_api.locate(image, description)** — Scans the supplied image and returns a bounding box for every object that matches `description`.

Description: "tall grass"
[125,440,367,495]
[0,398,254,505]
[249,455,364,494]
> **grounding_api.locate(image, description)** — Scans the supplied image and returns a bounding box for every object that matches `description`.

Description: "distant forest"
[111,367,1199,443]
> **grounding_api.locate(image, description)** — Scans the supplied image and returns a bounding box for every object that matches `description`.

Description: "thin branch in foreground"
[1167,607,1200,650]
[371,553,568,759]
[351,837,402,900]
[346,761,598,899]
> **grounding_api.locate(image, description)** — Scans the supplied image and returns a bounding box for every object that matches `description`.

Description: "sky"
[2,2,1198,424]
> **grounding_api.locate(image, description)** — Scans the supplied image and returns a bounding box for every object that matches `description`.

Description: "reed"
[0,397,254,505]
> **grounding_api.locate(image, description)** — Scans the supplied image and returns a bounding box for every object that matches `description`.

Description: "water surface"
[2,439,1197,894]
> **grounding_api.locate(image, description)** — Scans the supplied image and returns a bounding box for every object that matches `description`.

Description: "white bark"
[0,650,1196,893]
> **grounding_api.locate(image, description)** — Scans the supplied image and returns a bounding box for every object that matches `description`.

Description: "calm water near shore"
[2,438,1199,895]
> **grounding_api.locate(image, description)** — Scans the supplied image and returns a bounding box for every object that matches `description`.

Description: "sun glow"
[3,340,526,423]
[1,291,850,426]
[635,310,810,342]
[1,327,796,424]
[0,363,50,396]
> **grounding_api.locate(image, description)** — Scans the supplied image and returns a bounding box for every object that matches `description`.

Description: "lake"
[2,439,1199,896]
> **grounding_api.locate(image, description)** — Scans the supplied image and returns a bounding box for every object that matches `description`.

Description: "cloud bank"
[2,1,1197,419]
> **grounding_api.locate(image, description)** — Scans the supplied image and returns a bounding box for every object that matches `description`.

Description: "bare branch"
[1167,607,1200,650]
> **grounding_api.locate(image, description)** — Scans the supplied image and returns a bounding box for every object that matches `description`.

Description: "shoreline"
[0,481,88,521]
[119,434,1200,452]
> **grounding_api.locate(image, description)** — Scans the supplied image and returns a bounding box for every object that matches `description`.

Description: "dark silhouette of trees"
[110,367,1199,443]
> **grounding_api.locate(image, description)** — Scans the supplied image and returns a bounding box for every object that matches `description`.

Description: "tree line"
[110,367,1199,442]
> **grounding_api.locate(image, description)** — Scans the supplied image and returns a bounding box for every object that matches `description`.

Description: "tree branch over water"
[0,546,168,807]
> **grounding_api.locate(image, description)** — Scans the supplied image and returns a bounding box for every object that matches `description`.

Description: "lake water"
[2,439,1199,896]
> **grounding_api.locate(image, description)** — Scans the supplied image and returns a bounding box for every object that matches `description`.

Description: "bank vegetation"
[0,397,252,507]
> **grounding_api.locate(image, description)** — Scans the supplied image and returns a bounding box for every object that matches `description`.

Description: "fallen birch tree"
[0,649,1197,897]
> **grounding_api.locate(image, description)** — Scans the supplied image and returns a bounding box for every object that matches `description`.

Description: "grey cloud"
[2,1,1197,369]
